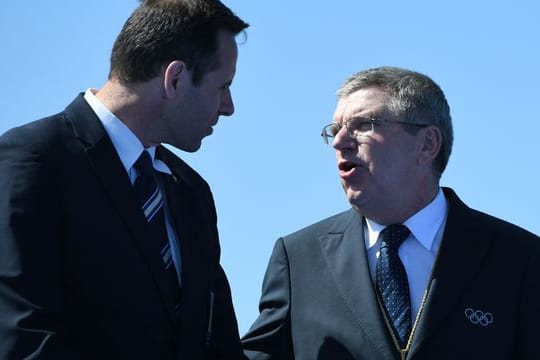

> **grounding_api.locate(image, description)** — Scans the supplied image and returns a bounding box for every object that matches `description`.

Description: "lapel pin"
[464,307,493,327]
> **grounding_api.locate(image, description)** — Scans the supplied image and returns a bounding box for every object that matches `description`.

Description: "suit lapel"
[161,166,214,293]
[157,147,215,357]
[157,146,215,294]
[66,95,178,324]
[408,188,492,358]
[318,209,396,358]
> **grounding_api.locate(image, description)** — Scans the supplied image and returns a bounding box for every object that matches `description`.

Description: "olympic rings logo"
[464,308,493,327]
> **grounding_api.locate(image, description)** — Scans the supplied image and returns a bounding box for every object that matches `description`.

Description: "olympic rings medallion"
[464,307,493,326]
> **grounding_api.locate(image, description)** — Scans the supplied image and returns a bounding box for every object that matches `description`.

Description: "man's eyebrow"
[347,113,379,121]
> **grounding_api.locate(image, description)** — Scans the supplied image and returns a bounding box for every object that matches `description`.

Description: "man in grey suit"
[242,66,540,359]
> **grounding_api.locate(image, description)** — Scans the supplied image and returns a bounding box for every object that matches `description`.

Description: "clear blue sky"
[1,0,539,335]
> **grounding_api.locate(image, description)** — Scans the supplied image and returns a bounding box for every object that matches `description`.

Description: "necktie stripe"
[143,189,163,220]
[161,243,173,268]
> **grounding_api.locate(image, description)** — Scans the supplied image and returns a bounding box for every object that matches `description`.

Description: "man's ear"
[418,125,442,165]
[163,60,186,98]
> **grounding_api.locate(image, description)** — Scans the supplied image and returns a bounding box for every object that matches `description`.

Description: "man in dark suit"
[242,67,540,359]
[0,0,248,358]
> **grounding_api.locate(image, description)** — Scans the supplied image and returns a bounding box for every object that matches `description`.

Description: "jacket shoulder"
[282,208,357,244]
[0,112,72,165]
[1,111,69,147]
[445,187,539,247]
[468,206,539,242]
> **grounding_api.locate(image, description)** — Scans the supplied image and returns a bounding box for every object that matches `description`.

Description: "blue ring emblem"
[464,308,493,326]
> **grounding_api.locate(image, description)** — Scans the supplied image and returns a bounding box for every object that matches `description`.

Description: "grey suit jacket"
[242,188,540,359]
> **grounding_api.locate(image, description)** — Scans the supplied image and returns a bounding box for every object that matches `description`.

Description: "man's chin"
[166,140,202,153]
[344,186,368,209]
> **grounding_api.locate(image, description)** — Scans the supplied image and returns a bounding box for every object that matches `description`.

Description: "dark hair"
[109,0,248,85]
[338,66,453,175]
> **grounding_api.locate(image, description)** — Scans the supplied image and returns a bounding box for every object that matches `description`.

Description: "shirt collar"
[365,188,447,252]
[84,89,171,175]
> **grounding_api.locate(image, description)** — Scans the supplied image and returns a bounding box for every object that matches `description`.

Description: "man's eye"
[221,82,232,90]
[357,121,373,132]
[330,124,341,136]
[348,118,373,133]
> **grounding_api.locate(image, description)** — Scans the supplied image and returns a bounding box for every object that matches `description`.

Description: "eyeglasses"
[320,116,430,145]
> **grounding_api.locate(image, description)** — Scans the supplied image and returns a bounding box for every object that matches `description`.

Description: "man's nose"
[220,88,234,116]
[332,126,356,150]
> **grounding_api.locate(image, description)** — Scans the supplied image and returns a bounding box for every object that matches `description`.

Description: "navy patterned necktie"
[375,224,412,348]
[133,151,181,316]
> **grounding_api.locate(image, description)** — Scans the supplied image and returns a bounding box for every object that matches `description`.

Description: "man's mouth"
[338,160,364,178]
[338,160,361,172]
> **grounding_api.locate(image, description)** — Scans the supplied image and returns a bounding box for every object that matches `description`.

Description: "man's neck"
[95,80,160,147]
[359,183,440,225]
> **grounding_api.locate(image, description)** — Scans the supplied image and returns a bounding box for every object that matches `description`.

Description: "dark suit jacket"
[242,188,540,359]
[0,94,244,359]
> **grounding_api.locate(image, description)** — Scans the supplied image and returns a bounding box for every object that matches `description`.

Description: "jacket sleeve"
[207,264,247,360]
[0,127,79,359]
[241,238,294,360]
[195,179,246,360]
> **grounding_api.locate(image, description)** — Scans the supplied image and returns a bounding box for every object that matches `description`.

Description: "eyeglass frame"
[320,116,430,145]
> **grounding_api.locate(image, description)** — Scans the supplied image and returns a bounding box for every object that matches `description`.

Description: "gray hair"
[337,66,453,175]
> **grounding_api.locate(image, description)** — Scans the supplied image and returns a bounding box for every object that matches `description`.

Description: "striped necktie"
[376,224,411,348]
[133,151,181,317]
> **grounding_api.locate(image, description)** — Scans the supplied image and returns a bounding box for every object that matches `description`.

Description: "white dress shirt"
[83,89,182,283]
[365,188,448,322]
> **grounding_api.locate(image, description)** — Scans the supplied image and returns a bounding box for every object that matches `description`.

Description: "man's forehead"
[335,88,389,119]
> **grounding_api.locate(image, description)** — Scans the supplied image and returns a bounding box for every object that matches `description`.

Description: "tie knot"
[379,224,410,251]
[135,151,155,178]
